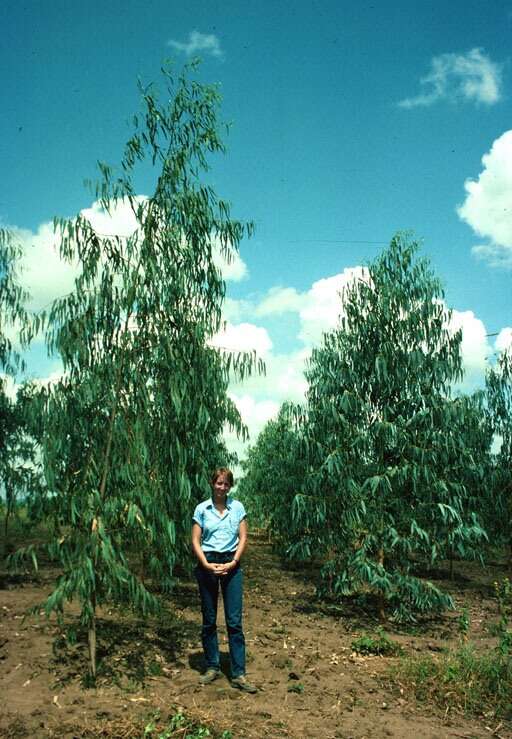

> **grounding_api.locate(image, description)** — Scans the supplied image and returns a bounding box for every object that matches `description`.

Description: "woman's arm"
[192,522,218,571]
[233,518,248,563]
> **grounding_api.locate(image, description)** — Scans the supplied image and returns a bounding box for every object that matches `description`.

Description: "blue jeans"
[195,550,246,678]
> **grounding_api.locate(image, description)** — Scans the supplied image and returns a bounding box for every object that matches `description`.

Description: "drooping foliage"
[292,234,488,620]
[0,229,29,376]
[14,64,258,676]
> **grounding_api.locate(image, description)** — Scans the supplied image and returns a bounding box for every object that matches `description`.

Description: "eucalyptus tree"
[485,350,512,559]
[0,388,45,553]
[298,234,486,620]
[238,403,307,554]
[18,65,256,677]
[0,230,32,550]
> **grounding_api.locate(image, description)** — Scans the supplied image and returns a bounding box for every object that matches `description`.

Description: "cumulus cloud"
[223,393,281,466]
[229,348,309,406]
[298,268,367,346]
[209,322,272,358]
[399,48,502,108]
[167,30,223,58]
[255,287,304,316]
[449,308,492,389]
[81,197,144,238]
[457,130,512,268]
[495,327,512,353]
[252,267,368,347]
[13,223,78,312]
[230,393,280,432]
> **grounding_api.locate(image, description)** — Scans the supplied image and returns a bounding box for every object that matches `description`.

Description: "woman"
[191,468,257,693]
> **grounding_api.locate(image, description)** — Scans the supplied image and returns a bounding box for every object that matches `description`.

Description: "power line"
[288,239,388,245]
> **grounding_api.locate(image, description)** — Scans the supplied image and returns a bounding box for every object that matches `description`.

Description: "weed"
[494,578,512,656]
[393,643,512,719]
[143,709,232,738]
[457,607,470,641]
[351,627,403,656]
[287,682,305,694]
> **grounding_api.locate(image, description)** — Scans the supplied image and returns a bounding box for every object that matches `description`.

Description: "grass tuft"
[392,644,512,720]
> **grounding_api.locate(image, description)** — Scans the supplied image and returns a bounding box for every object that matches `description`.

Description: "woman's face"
[212,473,231,498]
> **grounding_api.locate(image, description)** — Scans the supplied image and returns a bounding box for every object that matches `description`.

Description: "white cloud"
[167,30,223,59]
[399,48,502,108]
[298,267,368,346]
[14,222,78,312]
[230,393,280,430]
[252,267,368,347]
[81,197,144,238]
[222,297,251,323]
[255,287,303,316]
[495,327,512,353]
[457,130,512,268]
[224,393,280,463]
[450,309,491,388]
[229,348,309,405]
[209,322,272,358]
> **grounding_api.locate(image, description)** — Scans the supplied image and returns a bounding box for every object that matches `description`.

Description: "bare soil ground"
[1,533,510,738]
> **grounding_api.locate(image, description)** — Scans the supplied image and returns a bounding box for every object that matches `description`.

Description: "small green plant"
[287,682,305,694]
[351,628,403,656]
[142,709,228,738]
[457,607,470,641]
[147,658,164,677]
[493,578,512,656]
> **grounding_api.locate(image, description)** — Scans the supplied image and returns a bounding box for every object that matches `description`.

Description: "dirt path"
[1,534,509,738]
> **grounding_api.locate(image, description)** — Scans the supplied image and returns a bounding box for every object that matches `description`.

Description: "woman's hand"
[216,560,238,576]
[206,562,224,574]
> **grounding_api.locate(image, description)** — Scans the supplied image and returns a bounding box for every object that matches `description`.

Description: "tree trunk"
[377,547,386,620]
[88,593,97,679]
[2,482,12,558]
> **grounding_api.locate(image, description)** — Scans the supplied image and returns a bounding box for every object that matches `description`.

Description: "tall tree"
[15,64,256,677]
[0,386,45,554]
[485,350,512,560]
[0,230,33,551]
[297,233,487,620]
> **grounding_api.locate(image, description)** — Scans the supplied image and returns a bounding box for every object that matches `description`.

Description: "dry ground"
[1,533,510,738]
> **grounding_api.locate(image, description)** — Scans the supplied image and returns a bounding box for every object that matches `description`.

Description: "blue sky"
[2,1,511,456]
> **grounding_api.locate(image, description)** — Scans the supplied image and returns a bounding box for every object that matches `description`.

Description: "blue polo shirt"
[192,496,247,553]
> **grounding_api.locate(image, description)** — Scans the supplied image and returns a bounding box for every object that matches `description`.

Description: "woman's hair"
[210,467,234,487]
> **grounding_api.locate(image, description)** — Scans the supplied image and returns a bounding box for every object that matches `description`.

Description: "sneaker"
[199,668,221,685]
[231,675,258,693]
